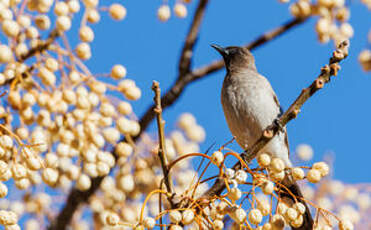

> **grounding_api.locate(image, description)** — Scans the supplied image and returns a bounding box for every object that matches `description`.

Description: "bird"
[211,44,314,230]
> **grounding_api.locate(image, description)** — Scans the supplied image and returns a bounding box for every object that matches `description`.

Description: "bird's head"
[211,44,256,72]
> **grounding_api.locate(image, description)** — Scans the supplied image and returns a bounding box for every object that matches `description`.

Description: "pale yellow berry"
[356,193,370,211]
[293,203,306,215]
[290,214,303,228]
[100,102,115,117]
[270,171,285,181]
[257,200,271,216]
[42,168,59,186]
[277,202,288,215]
[316,18,331,35]
[76,174,91,191]
[339,219,353,230]
[117,174,134,192]
[262,223,273,230]
[318,0,334,7]
[124,86,141,100]
[0,182,8,198]
[0,135,13,149]
[17,15,31,27]
[229,207,246,224]
[336,7,350,22]
[292,167,305,180]
[68,0,80,13]
[169,225,182,230]
[69,70,81,83]
[289,1,311,18]
[76,42,91,60]
[15,178,31,190]
[15,43,28,58]
[169,210,182,223]
[143,217,156,229]
[228,187,242,201]
[0,45,13,63]
[109,3,126,20]
[111,64,127,79]
[103,127,120,144]
[56,16,71,31]
[45,58,59,72]
[235,170,247,184]
[117,101,132,115]
[211,151,224,166]
[258,153,271,167]
[178,113,196,130]
[213,219,224,230]
[115,142,133,157]
[2,20,20,37]
[87,9,100,24]
[0,210,18,225]
[340,23,354,38]
[16,127,28,140]
[285,207,298,221]
[35,15,51,30]
[83,0,98,7]
[11,163,27,179]
[312,162,330,177]
[262,181,274,195]
[118,79,136,92]
[296,144,313,161]
[157,5,171,22]
[105,212,119,226]
[0,8,13,20]
[79,26,94,42]
[272,214,285,229]
[333,0,345,7]
[182,209,194,225]
[38,67,56,86]
[307,169,322,183]
[270,158,285,172]
[174,3,187,18]
[54,1,69,16]
[248,209,263,225]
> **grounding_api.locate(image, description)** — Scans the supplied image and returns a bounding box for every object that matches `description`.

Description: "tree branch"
[202,40,349,199]
[152,81,173,195]
[178,0,209,76]
[48,6,309,230]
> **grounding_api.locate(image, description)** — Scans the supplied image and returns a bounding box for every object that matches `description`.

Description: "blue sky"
[83,1,370,183]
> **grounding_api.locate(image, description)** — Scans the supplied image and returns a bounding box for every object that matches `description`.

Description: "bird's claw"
[274,118,284,132]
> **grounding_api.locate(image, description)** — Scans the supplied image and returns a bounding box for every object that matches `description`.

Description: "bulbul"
[212,44,314,230]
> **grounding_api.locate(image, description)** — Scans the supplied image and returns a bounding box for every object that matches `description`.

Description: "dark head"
[211,44,256,72]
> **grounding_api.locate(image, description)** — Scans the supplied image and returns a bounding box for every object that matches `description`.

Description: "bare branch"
[202,40,349,199]
[178,0,209,76]
[152,81,173,195]
[20,29,60,62]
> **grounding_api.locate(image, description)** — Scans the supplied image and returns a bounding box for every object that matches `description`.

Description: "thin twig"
[152,81,173,195]
[21,29,60,61]
[201,40,350,199]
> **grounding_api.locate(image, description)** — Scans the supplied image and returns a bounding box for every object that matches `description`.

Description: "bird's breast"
[221,72,280,149]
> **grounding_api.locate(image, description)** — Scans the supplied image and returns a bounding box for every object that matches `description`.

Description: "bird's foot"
[274,118,284,132]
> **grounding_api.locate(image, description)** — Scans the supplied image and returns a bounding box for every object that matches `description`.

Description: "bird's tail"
[278,179,314,230]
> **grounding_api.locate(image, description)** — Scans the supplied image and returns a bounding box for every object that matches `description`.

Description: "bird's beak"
[211,44,228,57]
